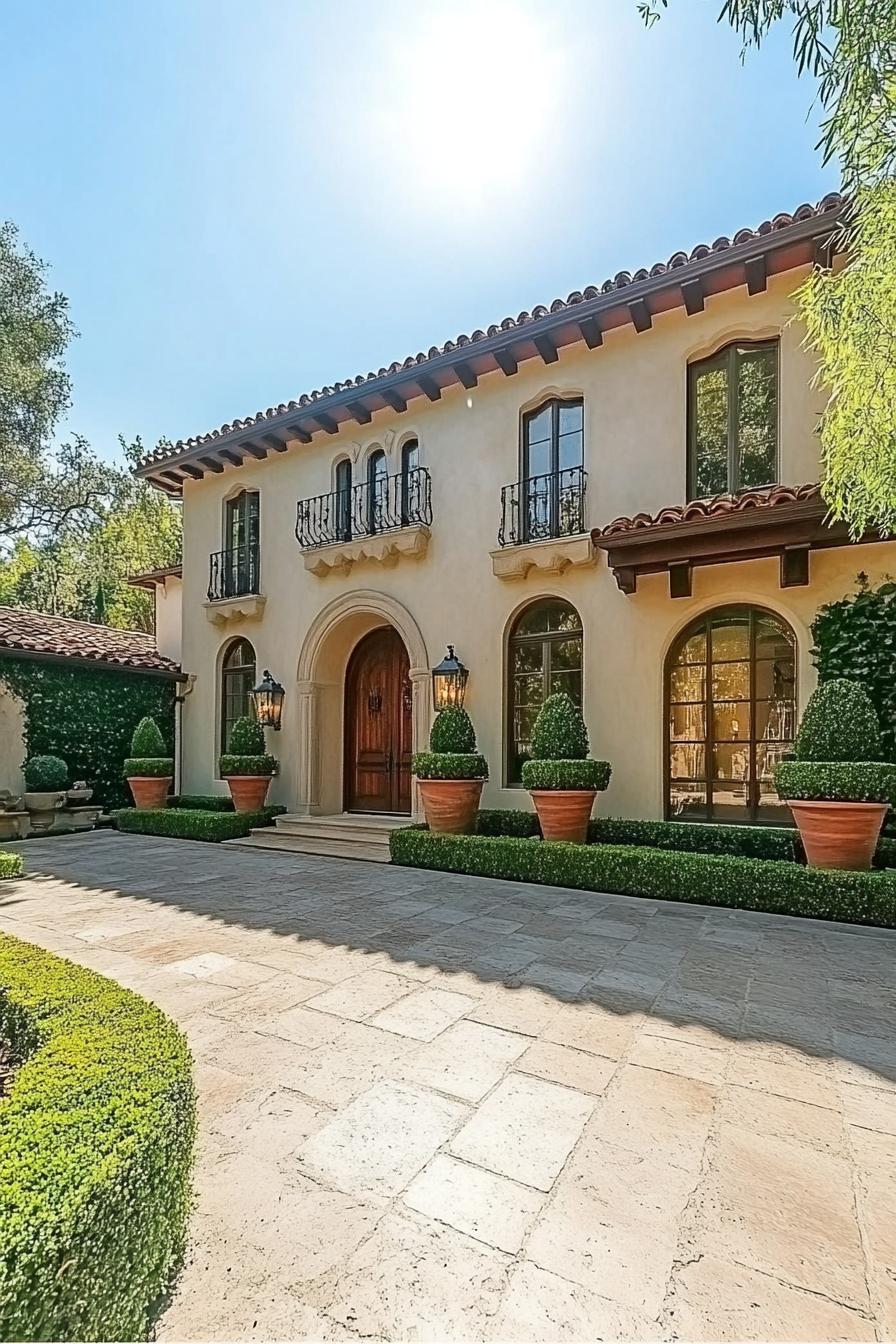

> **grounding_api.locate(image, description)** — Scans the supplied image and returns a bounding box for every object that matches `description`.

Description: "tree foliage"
[639,1,896,535]
[0,221,181,630]
[812,573,896,760]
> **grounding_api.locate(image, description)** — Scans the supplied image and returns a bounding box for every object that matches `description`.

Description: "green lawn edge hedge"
[390,827,896,928]
[169,794,235,812]
[113,804,285,842]
[0,853,23,879]
[0,934,195,1341]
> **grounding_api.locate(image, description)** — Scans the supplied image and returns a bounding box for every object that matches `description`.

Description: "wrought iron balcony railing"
[207,542,260,601]
[498,466,587,547]
[296,466,433,549]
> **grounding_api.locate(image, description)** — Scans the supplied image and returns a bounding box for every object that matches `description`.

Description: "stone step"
[274,813,408,845]
[224,828,393,863]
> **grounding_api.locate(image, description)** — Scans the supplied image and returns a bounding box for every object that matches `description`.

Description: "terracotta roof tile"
[139,193,845,473]
[0,607,181,675]
[598,484,822,538]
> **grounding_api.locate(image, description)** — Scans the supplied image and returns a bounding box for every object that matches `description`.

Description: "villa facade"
[136,191,894,831]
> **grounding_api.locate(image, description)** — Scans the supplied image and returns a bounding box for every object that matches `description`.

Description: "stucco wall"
[153,575,183,664]
[0,686,26,797]
[175,267,895,818]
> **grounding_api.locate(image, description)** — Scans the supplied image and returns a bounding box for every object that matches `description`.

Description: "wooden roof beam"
[347,400,372,424]
[241,441,269,460]
[681,278,704,316]
[494,347,518,376]
[745,254,767,295]
[312,412,339,435]
[628,298,652,333]
[200,456,225,474]
[286,425,312,445]
[219,448,244,467]
[454,361,478,389]
[417,374,441,402]
[381,388,408,413]
[180,463,205,480]
[263,434,289,452]
[534,333,558,364]
[161,470,185,486]
[578,317,602,349]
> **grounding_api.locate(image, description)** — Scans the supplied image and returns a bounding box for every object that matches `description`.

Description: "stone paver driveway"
[3,832,896,1341]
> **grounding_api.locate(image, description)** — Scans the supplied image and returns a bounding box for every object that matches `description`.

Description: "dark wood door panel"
[344,626,411,814]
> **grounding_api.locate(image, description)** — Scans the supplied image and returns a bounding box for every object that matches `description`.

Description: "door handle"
[385,749,394,775]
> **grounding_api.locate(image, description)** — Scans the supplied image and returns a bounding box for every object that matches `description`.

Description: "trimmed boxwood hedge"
[114,804,285,842]
[472,809,896,867]
[0,933,195,1340]
[0,852,23,879]
[412,752,489,780]
[390,827,896,927]
[169,794,235,812]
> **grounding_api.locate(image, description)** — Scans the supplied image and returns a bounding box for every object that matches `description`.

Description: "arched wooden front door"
[344,627,412,814]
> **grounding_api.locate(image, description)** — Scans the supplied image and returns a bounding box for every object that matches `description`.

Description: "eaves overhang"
[136,194,846,496]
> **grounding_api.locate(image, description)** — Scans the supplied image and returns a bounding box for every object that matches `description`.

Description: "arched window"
[220,638,256,756]
[334,458,353,541]
[520,398,584,541]
[507,598,583,783]
[401,438,420,525]
[688,340,778,499]
[367,449,388,533]
[223,489,260,596]
[666,605,796,824]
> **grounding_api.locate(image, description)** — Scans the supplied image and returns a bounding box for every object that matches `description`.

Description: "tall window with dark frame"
[220,638,257,758]
[224,490,260,596]
[367,449,388,534]
[521,398,584,541]
[688,340,779,500]
[400,439,420,525]
[334,458,352,541]
[507,598,583,784]
[666,605,796,825]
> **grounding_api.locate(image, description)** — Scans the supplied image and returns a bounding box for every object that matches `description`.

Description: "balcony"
[491,467,596,581]
[296,467,433,576]
[205,542,265,623]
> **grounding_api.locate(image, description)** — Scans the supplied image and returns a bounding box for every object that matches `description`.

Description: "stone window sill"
[489,533,596,582]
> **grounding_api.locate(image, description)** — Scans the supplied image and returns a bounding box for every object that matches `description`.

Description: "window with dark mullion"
[688,340,778,500]
[506,598,583,783]
[224,491,259,596]
[521,398,584,541]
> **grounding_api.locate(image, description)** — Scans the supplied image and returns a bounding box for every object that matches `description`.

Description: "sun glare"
[379,2,568,213]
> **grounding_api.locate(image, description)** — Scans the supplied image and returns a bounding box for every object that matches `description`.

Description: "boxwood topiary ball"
[23,754,68,792]
[529,692,589,761]
[129,716,167,758]
[794,678,883,762]
[429,707,476,754]
[228,716,266,756]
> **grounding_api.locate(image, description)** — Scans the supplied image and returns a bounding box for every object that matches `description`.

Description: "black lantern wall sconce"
[251,670,285,730]
[431,645,468,711]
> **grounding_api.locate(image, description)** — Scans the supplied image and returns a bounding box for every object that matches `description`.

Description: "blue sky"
[3,1,831,460]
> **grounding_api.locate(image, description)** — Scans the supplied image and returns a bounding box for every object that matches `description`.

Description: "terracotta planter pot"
[225,774,272,813]
[127,776,171,810]
[787,799,888,871]
[529,789,597,844]
[418,778,484,834]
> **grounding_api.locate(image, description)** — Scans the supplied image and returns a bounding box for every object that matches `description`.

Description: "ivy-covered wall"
[812,575,896,763]
[0,656,176,808]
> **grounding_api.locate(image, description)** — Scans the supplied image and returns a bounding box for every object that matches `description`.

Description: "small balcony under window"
[497,466,587,547]
[296,465,433,575]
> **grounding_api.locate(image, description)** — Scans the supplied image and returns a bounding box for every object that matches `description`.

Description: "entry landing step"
[224,812,411,863]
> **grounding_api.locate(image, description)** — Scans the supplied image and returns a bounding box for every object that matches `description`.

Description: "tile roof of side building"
[136,192,846,490]
[0,607,182,676]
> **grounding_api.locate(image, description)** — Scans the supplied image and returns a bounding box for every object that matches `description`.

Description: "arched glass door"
[666,606,796,824]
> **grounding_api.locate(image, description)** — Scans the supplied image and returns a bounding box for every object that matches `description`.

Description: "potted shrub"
[124,717,173,810]
[23,755,68,833]
[219,716,276,813]
[775,678,896,870]
[412,707,488,834]
[522,693,611,843]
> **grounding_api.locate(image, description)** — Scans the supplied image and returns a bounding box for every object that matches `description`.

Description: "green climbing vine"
[0,656,175,807]
[812,573,896,762]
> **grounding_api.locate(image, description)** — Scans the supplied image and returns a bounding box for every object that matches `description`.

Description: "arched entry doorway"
[344,627,412,813]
